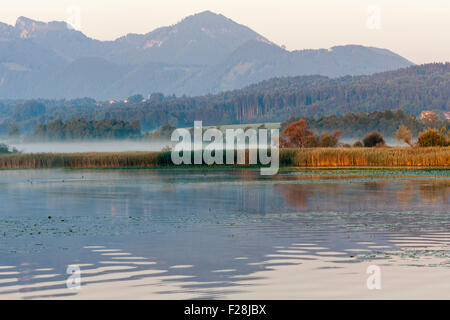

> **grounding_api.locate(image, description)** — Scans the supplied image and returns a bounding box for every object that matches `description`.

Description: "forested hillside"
[30,118,141,141]
[84,63,450,130]
[0,63,448,135]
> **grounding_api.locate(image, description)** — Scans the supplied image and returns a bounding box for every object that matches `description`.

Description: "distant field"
[0,147,448,169]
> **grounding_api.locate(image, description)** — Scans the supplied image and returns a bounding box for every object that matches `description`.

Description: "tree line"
[281,109,442,138]
[280,118,450,148]
[29,118,141,141]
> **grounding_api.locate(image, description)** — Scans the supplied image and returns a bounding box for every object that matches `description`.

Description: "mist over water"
[4,138,406,154]
[5,141,171,153]
[4,140,274,154]
[340,137,407,147]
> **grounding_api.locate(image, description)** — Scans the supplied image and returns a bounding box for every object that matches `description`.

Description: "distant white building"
[420,110,436,120]
[443,111,450,120]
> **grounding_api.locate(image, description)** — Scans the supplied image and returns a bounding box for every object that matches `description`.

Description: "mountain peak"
[15,16,36,24]
[15,16,72,38]
[181,10,226,22]
[15,16,42,38]
[15,16,43,28]
[190,10,220,17]
[176,10,246,30]
[0,11,414,99]
[113,10,272,66]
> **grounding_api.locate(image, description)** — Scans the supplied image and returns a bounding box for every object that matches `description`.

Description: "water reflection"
[418,180,449,204]
[0,169,449,299]
[2,230,450,299]
[276,178,449,213]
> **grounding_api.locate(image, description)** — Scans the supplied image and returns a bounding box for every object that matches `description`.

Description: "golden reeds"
[0,148,448,169]
[287,147,450,167]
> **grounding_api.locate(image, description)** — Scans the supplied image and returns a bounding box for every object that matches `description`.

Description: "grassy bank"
[0,147,448,169]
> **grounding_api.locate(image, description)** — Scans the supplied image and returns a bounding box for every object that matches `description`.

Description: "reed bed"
[286,147,450,167]
[0,152,169,169]
[0,147,448,169]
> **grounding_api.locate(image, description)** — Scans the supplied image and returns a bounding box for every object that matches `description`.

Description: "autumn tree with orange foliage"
[280,119,319,148]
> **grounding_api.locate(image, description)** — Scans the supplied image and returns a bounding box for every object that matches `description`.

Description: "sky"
[1,0,449,64]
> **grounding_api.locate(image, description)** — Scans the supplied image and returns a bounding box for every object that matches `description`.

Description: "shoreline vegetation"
[0,147,448,169]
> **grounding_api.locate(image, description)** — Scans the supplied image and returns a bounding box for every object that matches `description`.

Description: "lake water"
[0,168,449,299]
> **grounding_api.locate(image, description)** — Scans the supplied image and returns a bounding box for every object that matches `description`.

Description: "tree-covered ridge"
[0,63,449,134]
[84,63,450,130]
[0,98,103,134]
[30,118,141,141]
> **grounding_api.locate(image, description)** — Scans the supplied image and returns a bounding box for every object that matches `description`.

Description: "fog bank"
[6,141,170,153]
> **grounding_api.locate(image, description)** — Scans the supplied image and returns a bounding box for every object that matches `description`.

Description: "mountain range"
[0,11,414,99]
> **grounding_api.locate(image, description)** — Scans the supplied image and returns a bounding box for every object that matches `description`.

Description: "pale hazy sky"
[1,0,449,64]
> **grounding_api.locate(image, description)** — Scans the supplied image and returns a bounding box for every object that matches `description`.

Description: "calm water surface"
[0,168,449,299]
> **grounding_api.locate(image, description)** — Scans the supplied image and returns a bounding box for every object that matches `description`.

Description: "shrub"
[0,143,9,154]
[352,141,363,147]
[319,130,343,147]
[363,131,385,147]
[0,143,18,154]
[417,128,449,147]
[395,125,413,147]
[302,135,319,148]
